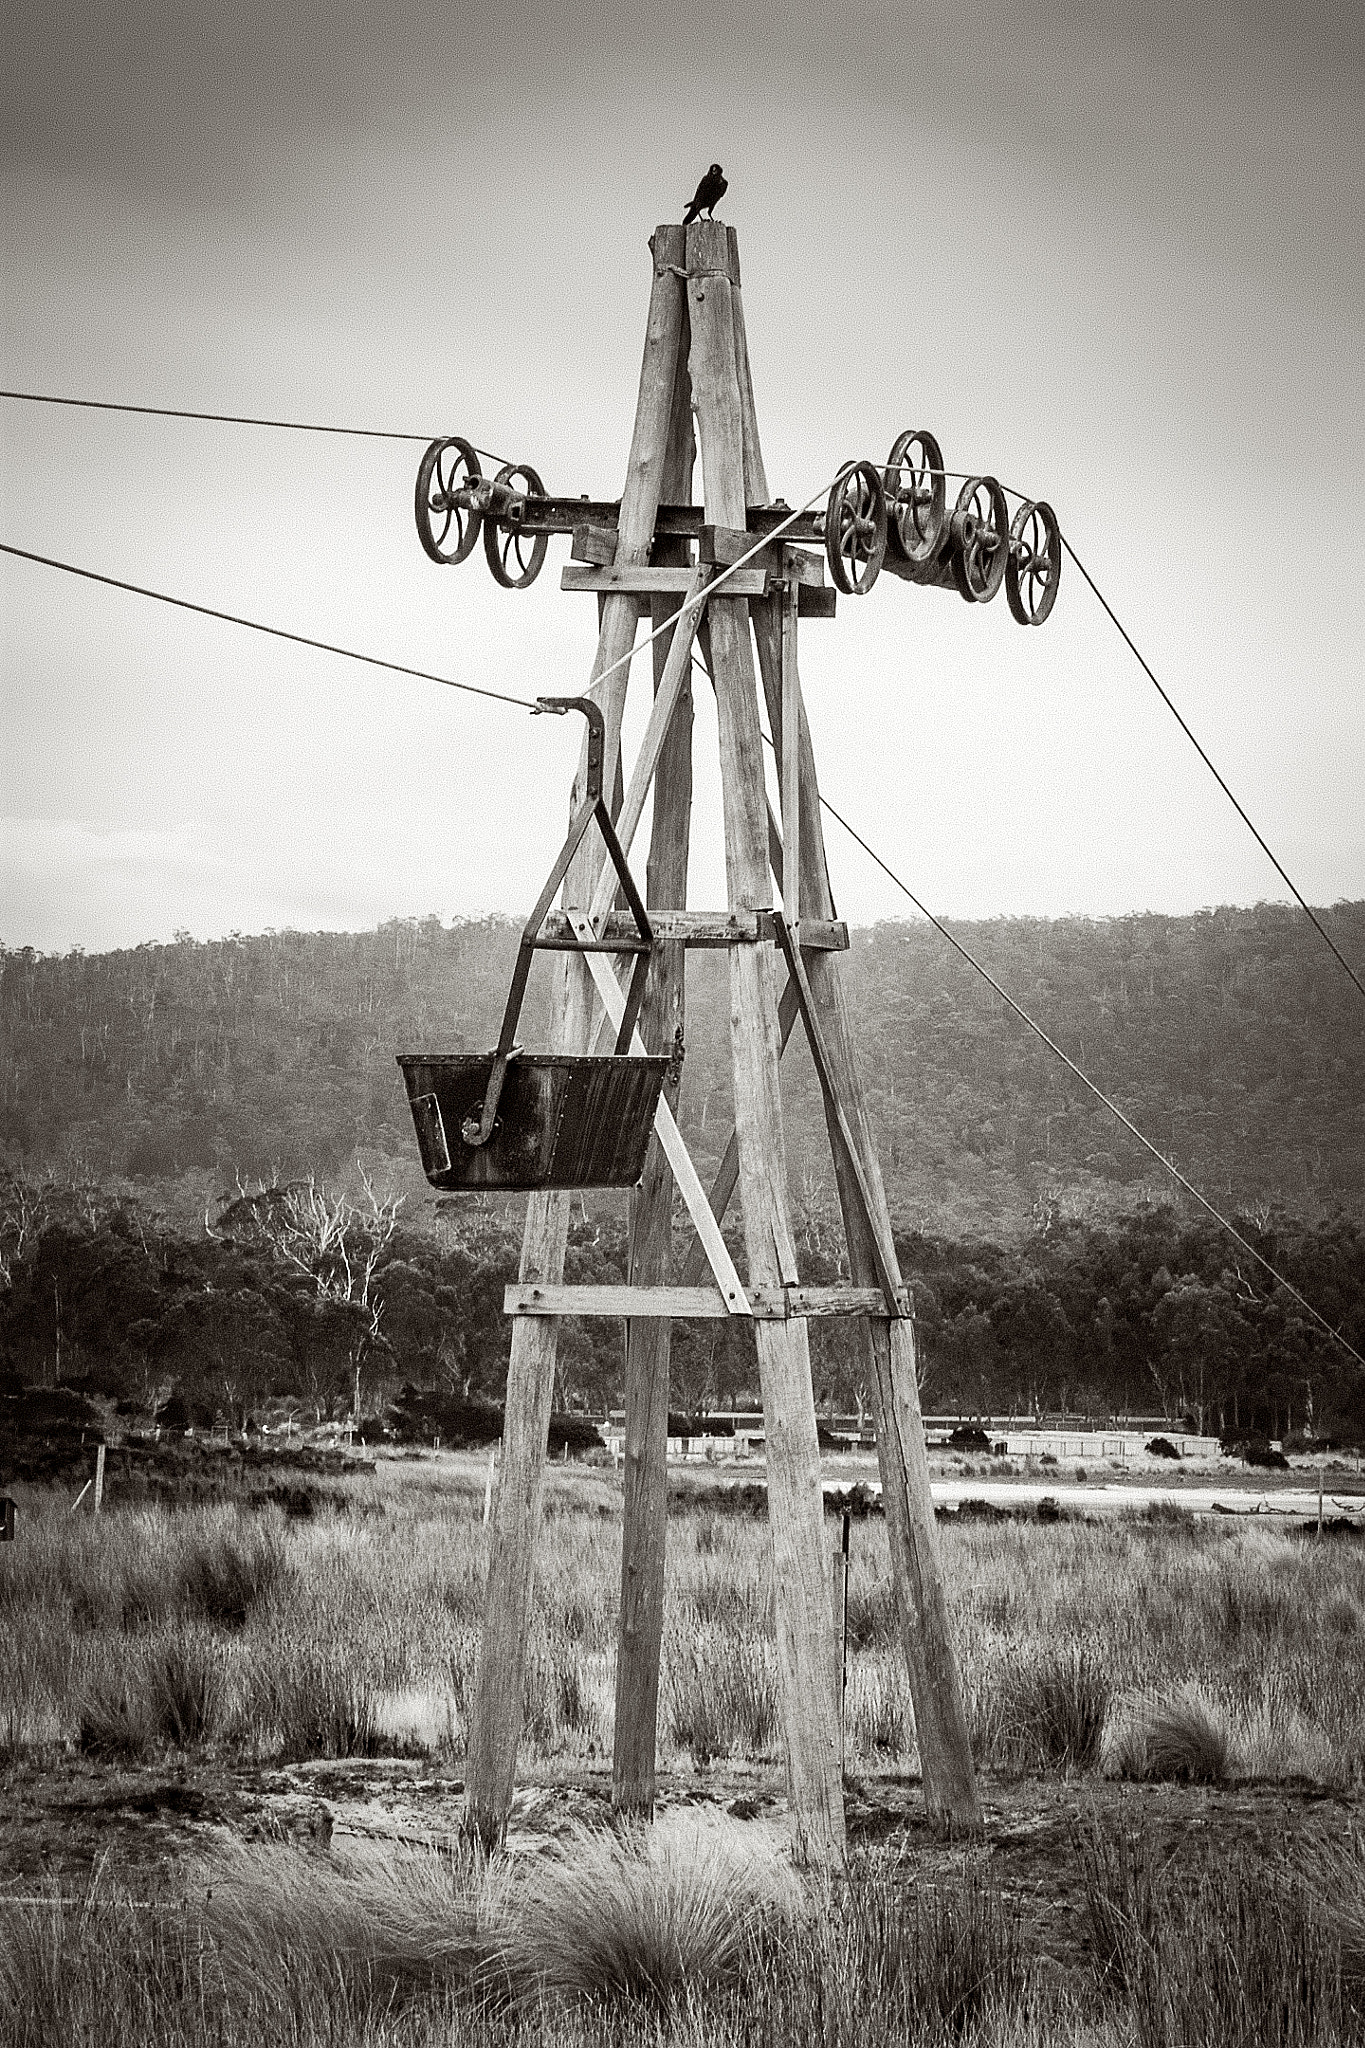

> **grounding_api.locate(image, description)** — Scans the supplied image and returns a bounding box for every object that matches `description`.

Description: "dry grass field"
[4,1452,1365,2045]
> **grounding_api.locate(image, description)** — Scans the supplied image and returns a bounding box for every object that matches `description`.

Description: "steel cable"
[1059,532,1365,1006]
[0,542,540,709]
[0,387,513,469]
[812,784,1365,1371]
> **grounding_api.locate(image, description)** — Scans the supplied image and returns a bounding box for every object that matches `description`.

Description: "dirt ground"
[3,1750,1358,1991]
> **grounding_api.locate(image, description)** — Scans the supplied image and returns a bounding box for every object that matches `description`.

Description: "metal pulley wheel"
[824,461,887,595]
[885,428,947,570]
[949,476,1009,603]
[483,464,549,589]
[414,437,483,564]
[1005,499,1062,626]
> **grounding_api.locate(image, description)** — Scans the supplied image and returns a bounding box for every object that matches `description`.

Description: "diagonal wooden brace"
[587,563,713,921]
[770,915,904,1314]
[679,974,799,1286]
[565,908,750,1313]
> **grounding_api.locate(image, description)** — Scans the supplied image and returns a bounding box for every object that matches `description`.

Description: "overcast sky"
[3,0,1362,953]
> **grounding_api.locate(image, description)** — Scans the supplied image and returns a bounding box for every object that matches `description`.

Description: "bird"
[683,164,727,225]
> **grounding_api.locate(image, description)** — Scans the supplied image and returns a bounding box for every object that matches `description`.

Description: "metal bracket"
[461,698,654,1148]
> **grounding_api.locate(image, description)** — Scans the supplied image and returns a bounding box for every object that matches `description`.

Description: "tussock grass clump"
[1296,1830,1365,1984]
[1104,1682,1231,1783]
[201,1840,501,2009]
[177,1515,288,1626]
[667,1636,776,1764]
[997,1640,1110,1772]
[256,1643,381,1759]
[499,1813,803,2011]
[76,1658,156,1759]
[521,1635,603,1752]
[775,1870,1039,2048]
[847,1657,910,1758]
[1080,1822,1350,2047]
[147,1625,230,1746]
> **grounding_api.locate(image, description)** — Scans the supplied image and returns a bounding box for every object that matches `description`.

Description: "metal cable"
[1060,534,1365,1007]
[0,543,540,709]
[811,783,1365,1371]
[0,387,513,469]
[575,468,855,705]
[4,508,1357,1363]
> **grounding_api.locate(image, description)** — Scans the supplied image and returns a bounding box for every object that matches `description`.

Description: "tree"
[212,1169,401,1418]
[1150,1274,1248,1436]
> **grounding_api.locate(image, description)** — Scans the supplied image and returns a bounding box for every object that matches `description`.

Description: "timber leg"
[463,230,689,1845]
[752,590,983,1831]
[709,596,845,1869]
[612,317,696,1815]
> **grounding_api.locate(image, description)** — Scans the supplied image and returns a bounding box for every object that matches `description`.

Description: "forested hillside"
[2,901,1361,1235]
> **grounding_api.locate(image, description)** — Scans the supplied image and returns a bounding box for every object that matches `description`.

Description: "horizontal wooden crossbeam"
[539,909,848,950]
[504,1283,909,1320]
[562,564,767,596]
[509,497,827,547]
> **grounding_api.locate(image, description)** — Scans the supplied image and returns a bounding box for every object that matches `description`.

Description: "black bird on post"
[683,164,727,224]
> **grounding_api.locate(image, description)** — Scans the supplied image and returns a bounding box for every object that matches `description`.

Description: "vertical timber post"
[687,219,845,1869]
[464,229,687,1847]
[750,594,983,1831]
[613,271,695,1815]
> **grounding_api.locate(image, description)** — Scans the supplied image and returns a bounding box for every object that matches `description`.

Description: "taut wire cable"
[2,514,1357,1364]
[0,387,513,469]
[0,543,539,710]
[811,781,1365,1371]
[1060,533,1365,1006]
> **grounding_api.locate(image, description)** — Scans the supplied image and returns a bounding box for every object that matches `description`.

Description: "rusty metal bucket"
[397,1051,669,1192]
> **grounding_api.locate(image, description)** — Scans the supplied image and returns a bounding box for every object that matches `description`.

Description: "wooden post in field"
[463,228,689,1849]
[93,1443,105,1515]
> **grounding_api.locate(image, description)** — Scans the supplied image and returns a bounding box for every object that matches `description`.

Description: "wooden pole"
[93,1443,105,1515]
[687,219,844,1870]
[463,228,688,1848]
[751,591,983,1831]
[613,294,695,1815]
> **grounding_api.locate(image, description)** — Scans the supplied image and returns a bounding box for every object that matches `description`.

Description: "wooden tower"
[462,222,981,1868]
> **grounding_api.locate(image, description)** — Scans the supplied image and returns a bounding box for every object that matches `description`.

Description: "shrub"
[546,1413,604,1456]
[389,1383,503,1447]
[1146,1436,1179,1459]
[1224,1433,1291,1469]
[949,1426,991,1451]
[668,1412,733,1437]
